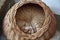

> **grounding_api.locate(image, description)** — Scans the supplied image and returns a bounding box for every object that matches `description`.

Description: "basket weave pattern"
[3,0,56,40]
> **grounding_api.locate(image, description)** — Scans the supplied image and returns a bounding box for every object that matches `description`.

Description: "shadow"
[54,14,60,32]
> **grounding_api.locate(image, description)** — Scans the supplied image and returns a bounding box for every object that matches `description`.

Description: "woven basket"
[3,0,56,40]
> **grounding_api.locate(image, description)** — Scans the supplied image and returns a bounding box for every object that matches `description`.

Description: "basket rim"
[3,0,52,39]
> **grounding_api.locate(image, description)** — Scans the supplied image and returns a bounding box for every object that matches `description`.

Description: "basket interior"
[15,3,45,34]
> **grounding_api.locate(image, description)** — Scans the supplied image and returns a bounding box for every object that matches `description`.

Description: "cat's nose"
[24,26,34,34]
[25,26,32,30]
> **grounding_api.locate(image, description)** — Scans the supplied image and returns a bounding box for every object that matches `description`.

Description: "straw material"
[3,0,56,40]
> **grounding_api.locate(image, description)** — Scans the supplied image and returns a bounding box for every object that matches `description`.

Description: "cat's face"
[17,21,36,34]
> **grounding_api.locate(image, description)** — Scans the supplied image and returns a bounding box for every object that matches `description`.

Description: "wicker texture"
[3,0,56,40]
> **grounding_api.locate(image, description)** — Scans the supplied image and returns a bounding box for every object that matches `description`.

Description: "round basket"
[3,0,56,40]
